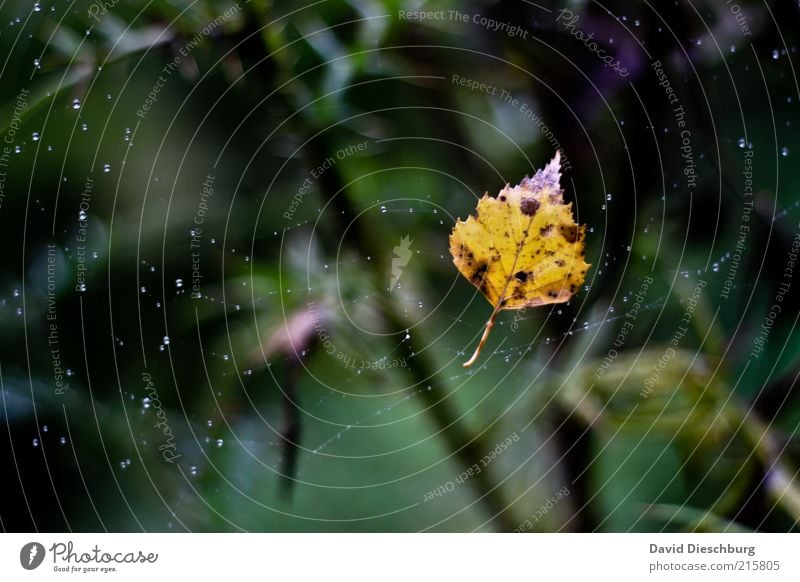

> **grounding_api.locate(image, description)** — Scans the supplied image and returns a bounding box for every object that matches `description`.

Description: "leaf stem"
[463,311,498,368]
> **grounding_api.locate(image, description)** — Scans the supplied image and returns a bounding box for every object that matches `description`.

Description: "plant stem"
[738,409,800,525]
[462,312,497,368]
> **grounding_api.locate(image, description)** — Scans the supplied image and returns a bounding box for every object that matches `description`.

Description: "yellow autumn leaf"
[449,152,591,367]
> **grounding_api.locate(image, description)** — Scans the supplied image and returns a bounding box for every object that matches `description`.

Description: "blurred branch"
[306,130,520,531]
[644,503,752,532]
[740,410,800,525]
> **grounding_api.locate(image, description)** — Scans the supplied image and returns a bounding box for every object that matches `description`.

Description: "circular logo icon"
[19,542,46,570]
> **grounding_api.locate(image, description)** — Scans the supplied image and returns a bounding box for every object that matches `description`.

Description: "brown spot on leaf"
[514,271,528,282]
[540,224,553,236]
[560,224,579,243]
[521,198,540,216]
[470,262,488,285]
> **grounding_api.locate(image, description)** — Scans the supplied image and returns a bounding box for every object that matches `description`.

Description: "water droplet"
[781,146,789,157]
[190,465,198,476]
[32,438,39,447]
[712,263,719,272]
[33,2,41,11]
[78,209,87,220]
[215,438,224,448]
[738,137,746,148]
[772,49,780,60]
[81,123,88,131]
[102,164,111,173]
[162,336,170,345]
[142,397,151,409]
[71,99,81,110]
[59,436,67,445]
[175,279,184,288]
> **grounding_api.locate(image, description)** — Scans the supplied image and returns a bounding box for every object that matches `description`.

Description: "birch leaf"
[449,152,590,367]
